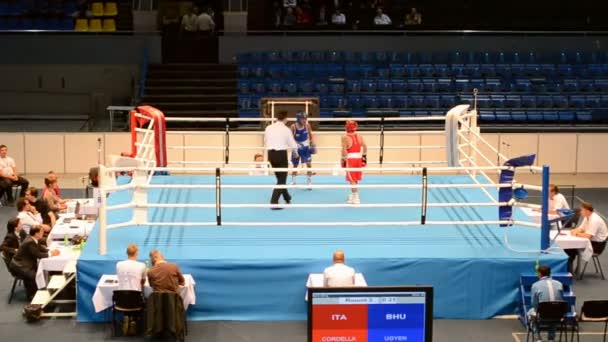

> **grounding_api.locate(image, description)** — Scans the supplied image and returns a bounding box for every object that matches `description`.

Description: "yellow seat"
[91,2,104,17]
[102,18,116,32]
[74,18,88,32]
[104,2,118,16]
[89,18,102,32]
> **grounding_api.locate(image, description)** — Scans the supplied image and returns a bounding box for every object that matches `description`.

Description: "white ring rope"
[162,116,448,123]
[106,165,519,173]
[162,130,447,136]
[160,145,446,150]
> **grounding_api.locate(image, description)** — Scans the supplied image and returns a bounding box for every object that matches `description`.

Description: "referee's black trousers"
[268,149,291,204]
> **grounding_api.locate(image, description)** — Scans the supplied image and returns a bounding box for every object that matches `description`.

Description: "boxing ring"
[76,105,567,322]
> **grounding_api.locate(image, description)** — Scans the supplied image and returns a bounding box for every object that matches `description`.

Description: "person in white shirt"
[181,6,199,34]
[16,197,50,234]
[264,111,298,209]
[549,184,569,213]
[331,8,346,25]
[196,8,215,34]
[572,202,608,248]
[0,144,29,205]
[249,153,270,176]
[116,244,147,291]
[323,250,356,287]
[373,7,392,26]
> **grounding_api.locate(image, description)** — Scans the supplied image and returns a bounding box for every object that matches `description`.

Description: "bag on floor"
[23,304,42,322]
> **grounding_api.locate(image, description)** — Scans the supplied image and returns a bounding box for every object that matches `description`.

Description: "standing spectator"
[116,244,146,291]
[404,7,422,26]
[527,265,564,342]
[323,250,355,287]
[264,111,298,209]
[331,8,346,25]
[26,187,56,227]
[147,250,185,293]
[283,7,296,27]
[196,7,216,35]
[373,7,392,26]
[9,225,60,300]
[0,218,26,264]
[16,197,50,234]
[0,144,29,205]
[180,5,199,36]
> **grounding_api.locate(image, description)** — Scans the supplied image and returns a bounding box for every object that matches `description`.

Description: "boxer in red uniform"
[341,120,367,204]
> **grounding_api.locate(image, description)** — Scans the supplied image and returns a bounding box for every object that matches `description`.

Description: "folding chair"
[526,301,570,342]
[579,300,608,342]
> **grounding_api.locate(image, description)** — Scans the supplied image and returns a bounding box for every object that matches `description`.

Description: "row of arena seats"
[75,17,115,31]
[479,110,598,123]
[239,79,608,94]
[0,17,115,31]
[238,94,608,110]
[237,51,608,65]
[239,63,608,80]
[0,1,117,17]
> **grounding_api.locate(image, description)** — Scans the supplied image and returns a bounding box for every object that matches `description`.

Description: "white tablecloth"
[551,230,594,262]
[520,207,559,224]
[35,242,82,288]
[305,273,367,300]
[48,216,96,241]
[91,274,196,313]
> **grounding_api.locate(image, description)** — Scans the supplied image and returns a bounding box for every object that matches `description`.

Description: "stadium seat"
[470,79,485,92]
[281,51,294,62]
[311,51,325,63]
[579,79,594,92]
[527,111,543,122]
[377,68,390,79]
[505,95,522,108]
[495,64,511,78]
[552,95,569,108]
[563,79,579,92]
[454,79,470,92]
[104,2,118,16]
[557,64,573,77]
[424,96,440,108]
[418,64,434,77]
[298,81,313,93]
[409,95,425,108]
[437,79,453,92]
[485,79,502,92]
[329,83,344,94]
[559,111,575,122]
[407,79,423,92]
[511,111,527,122]
[102,19,116,32]
[521,95,537,108]
[585,95,601,108]
[514,79,532,92]
[74,18,88,31]
[543,111,559,122]
[464,64,482,78]
[600,96,608,108]
[89,18,102,32]
[406,66,420,78]
[510,64,525,77]
[576,111,593,122]
[377,80,392,93]
[422,79,436,92]
[326,51,342,63]
[252,82,266,94]
[295,64,313,78]
[378,95,393,108]
[389,64,405,79]
[91,2,104,17]
[362,80,377,93]
[285,82,297,94]
[295,51,311,62]
[477,95,491,108]
[238,80,250,94]
[440,95,457,108]
[569,96,585,108]
[536,95,553,108]
[479,110,495,122]
[391,95,406,109]
[360,52,374,63]
[238,96,252,110]
[480,64,496,77]
[346,80,361,93]
[362,95,378,108]
[491,95,506,108]
[347,95,363,110]
[495,111,511,122]
[434,64,449,77]
[595,79,608,92]
[391,80,406,93]
[451,64,465,77]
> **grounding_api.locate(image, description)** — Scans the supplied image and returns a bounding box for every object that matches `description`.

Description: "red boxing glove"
[341,159,347,168]
[362,154,367,167]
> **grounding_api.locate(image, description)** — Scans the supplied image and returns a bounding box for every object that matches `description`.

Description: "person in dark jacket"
[9,226,60,299]
[0,217,26,264]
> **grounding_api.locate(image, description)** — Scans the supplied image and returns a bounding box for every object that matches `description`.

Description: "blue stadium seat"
[495,64,512,78]
[343,51,358,63]
[563,79,579,92]
[377,68,390,79]
[559,111,575,122]
[464,64,482,78]
[363,95,379,108]
[249,96,261,109]
[239,110,259,118]
[418,64,434,77]
[311,51,325,63]
[391,80,407,93]
[536,95,553,108]
[434,64,449,77]
[579,79,594,92]
[479,110,495,122]
[252,82,266,94]
[495,111,511,122]
[329,83,344,94]
[540,64,557,78]
[312,64,329,78]
[511,111,527,122]
[327,64,344,78]
[346,80,361,93]
[407,79,423,92]
[514,79,532,92]
[543,111,559,122]
[440,95,457,108]
[393,96,408,108]
[470,79,485,92]
[409,95,425,108]
[576,111,593,122]
[348,95,363,109]
[378,95,393,108]
[459,95,474,106]
[285,82,297,94]
[524,64,541,76]
[319,96,330,109]
[360,52,375,63]
[569,96,585,108]
[238,66,250,78]
[485,79,502,92]
[450,52,465,64]
[552,95,569,108]
[422,79,437,92]
[406,66,420,78]
[477,95,491,108]
[424,96,440,108]
[266,51,281,63]
[315,83,329,94]
[362,80,377,93]
[505,95,522,108]
[295,64,313,78]
[600,96,608,108]
[345,65,363,78]
[491,95,506,108]
[521,95,537,108]
[387,52,404,63]
[417,53,433,64]
[527,111,543,122]
[557,64,574,77]
[585,95,601,108]
[437,79,453,92]
[280,51,294,62]
[298,81,314,93]
[389,64,405,79]
[268,81,282,94]
[238,80,250,94]
[377,80,392,93]
[360,64,376,78]
[454,79,471,92]
[414,111,430,117]
[451,64,465,77]
[238,96,252,110]
[376,52,388,63]
[326,51,342,63]
[480,64,496,77]
[595,79,608,92]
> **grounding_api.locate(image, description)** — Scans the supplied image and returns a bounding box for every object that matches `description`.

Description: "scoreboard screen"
[308,286,433,342]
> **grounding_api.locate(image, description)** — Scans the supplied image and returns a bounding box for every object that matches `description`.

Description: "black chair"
[111,290,145,337]
[146,292,187,342]
[580,240,606,280]
[1,253,21,304]
[526,301,570,342]
[579,300,608,342]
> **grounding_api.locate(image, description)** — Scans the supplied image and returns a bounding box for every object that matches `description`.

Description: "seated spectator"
[0,218,26,264]
[404,7,422,25]
[0,144,29,206]
[181,5,199,34]
[26,187,56,227]
[147,250,185,293]
[323,250,355,287]
[295,6,312,25]
[373,7,392,26]
[16,197,50,234]
[117,244,147,291]
[9,225,60,300]
[249,153,269,176]
[527,265,564,342]
[283,7,296,27]
[196,7,216,34]
[43,176,68,213]
[331,8,346,25]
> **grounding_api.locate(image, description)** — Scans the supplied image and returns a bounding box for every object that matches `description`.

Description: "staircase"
[31,260,77,318]
[141,63,238,130]
[117,1,134,31]
[518,272,576,326]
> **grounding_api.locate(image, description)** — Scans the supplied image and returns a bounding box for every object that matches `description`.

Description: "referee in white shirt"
[264,111,298,208]
[323,250,356,287]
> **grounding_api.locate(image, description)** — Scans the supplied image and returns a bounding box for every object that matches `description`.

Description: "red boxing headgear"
[345,120,358,133]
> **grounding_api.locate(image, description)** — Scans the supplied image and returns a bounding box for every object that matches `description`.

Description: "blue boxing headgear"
[295,112,307,123]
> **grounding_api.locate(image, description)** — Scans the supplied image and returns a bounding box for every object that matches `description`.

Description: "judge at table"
[147,250,185,293]
[571,202,608,253]
[323,250,355,287]
[116,244,146,291]
[9,225,59,300]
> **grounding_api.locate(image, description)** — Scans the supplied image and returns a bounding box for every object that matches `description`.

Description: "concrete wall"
[1,132,606,175]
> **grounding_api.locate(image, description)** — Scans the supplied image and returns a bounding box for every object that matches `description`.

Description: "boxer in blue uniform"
[291,112,315,188]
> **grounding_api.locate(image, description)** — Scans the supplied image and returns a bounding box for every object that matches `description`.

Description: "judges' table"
[36,242,82,288]
[551,230,593,262]
[91,274,196,313]
[48,216,96,241]
[305,273,367,300]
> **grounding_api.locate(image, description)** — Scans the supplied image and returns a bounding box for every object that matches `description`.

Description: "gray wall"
[219,34,608,63]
